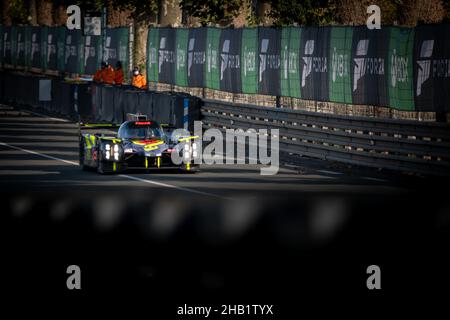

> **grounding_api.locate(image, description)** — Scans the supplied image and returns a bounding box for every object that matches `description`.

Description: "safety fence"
[0,71,201,131]
[201,100,450,176]
[0,26,130,79]
[147,25,450,113]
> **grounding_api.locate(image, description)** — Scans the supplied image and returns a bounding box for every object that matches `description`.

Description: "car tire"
[79,145,89,171]
[181,165,199,173]
[97,149,107,174]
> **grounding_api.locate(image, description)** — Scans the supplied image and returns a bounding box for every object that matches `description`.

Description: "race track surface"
[0,105,414,199]
[1,105,449,315]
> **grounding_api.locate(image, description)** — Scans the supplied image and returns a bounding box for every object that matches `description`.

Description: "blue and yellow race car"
[79,114,199,174]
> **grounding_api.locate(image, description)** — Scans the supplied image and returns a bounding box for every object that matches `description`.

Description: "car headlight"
[192,142,197,150]
[114,144,119,152]
[105,150,110,160]
[105,144,111,151]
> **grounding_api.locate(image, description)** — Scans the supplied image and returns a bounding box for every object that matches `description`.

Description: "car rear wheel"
[79,145,89,171]
[97,149,107,174]
[181,164,199,173]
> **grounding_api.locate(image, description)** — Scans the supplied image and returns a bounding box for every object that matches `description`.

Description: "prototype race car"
[79,114,199,174]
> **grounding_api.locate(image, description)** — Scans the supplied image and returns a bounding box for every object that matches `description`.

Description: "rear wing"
[78,122,120,141]
[79,123,120,130]
[160,123,199,144]
[160,123,177,131]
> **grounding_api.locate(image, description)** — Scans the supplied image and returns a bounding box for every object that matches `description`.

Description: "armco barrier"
[201,100,450,176]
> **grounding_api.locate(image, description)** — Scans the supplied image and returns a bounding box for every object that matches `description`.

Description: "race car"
[79,114,200,174]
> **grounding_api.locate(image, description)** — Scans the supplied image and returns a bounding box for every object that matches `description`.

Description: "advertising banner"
[104,28,129,78]
[30,26,43,69]
[175,28,188,87]
[414,24,450,112]
[280,27,302,98]
[258,27,280,96]
[386,27,415,111]
[16,26,26,67]
[56,27,66,72]
[65,29,82,74]
[187,27,206,88]
[147,28,159,83]
[328,27,353,104]
[219,28,242,93]
[351,27,389,107]
[45,27,58,71]
[299,27,330,101]
[241,28,259,94]
[2,27,15,66]
[83,35,102,75]
[157,28,176,84]
[204,27,221,90]
[0,26,2,66]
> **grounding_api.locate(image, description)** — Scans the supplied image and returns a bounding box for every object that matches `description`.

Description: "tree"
[267,0,337,26]
[180,0,242,26]
[445,0,450,21]
[7,0,29,25]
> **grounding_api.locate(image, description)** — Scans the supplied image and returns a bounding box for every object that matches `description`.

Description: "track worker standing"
[114,61,124,85]
[131,67,147,89]
[102,62,115,85]
[93,61,107,82]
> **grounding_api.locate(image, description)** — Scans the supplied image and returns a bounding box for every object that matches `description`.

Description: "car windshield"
[119,125,162,139]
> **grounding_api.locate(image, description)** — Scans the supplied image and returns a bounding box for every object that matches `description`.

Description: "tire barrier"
[201,99,450,176]
[0,71,202,130]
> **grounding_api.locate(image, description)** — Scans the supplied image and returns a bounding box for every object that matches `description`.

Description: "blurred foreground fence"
[202,100,450,176]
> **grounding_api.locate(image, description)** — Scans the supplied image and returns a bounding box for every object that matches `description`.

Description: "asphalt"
[1,104,449,315]
[0,104,417,199]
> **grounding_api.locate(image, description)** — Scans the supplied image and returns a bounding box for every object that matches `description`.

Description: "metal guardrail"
[201,100,450,176]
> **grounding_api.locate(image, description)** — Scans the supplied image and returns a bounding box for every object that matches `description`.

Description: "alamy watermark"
[366,264,381,290]
[366,5,381,30]
[66,265,81,290]
[170,121,279,176]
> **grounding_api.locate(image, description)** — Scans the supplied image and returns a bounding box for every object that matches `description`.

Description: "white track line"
[0,141,231,200]
[0,142,79,165]
[363,176,387,182]
[119,174,231,199]
[317,170,343,175]
[22,109,70,122]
